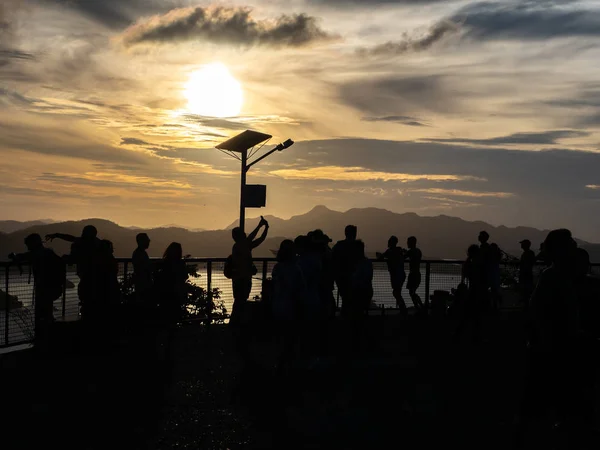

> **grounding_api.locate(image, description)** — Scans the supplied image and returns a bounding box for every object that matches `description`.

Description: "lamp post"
[216,130,294,233]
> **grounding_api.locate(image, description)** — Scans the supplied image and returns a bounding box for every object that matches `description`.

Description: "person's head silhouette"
[467,244,480,259]
[345,225,357,241]
[543,229,576,265]
[520,239,531,251]
[478,231,489,244]
[24,233,43,252]
[136,233,150,250]
[388,236,398,248]
[101,240,114,255]
[163,242,183,261]
[277,239,296,263]
[82,225,98,240]
[232,227,246,243]
[407,236,417,249]
[294,235,309,255]
[354,239,366,259]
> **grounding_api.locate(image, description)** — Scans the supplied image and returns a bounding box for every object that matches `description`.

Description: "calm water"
[1,263,464,347]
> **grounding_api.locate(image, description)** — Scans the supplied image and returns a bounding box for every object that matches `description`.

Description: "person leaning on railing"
[8,233,65,350]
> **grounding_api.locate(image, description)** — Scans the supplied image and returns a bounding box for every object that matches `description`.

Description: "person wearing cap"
[519,239,536,303]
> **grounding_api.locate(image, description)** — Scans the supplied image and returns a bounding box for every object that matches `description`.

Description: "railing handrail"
[2,258,599,267]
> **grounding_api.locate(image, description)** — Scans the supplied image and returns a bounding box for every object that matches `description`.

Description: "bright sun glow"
[184,63,243,118]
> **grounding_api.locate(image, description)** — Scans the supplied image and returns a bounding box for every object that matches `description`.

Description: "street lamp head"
[278,139,294,151]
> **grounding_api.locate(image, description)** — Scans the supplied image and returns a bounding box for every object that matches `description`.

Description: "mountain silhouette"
[0,219,56,234]
[1,206,599,261]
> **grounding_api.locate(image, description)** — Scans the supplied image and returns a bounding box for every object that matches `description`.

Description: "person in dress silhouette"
[377,236,407,314]
[332,225,358,316]
[230,217,269,324]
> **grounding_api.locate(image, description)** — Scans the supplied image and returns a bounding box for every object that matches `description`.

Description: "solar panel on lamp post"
[216,131,294,233]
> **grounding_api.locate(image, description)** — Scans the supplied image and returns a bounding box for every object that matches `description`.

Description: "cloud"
[118,6,337,48]
[450,1,600,41]
[362,115,428,127]
[271,166,484,182]
[339,75,461,116]
[358,20,460,56]
[587,185,600,190]
[412,188,514,198]
[426,130,589,146]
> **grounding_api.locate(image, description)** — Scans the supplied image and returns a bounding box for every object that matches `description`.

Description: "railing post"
[424,262,431,312]
[207,261,212,327]
[5,265,10,346]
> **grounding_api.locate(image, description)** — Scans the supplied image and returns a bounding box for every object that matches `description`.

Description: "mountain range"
[1,206,599,262]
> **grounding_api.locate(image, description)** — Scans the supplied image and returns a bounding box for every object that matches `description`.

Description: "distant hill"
[0,219,55,234]
[1,207,599,261]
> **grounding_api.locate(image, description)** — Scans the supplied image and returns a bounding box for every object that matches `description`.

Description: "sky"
[2,0,600,240]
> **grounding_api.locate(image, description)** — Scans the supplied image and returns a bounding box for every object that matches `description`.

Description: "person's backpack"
[44,249,67,301]
[224,255,234,279]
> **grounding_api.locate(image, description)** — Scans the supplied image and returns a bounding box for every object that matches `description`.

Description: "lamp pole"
[238,139,294,233]
[239,149,248,233]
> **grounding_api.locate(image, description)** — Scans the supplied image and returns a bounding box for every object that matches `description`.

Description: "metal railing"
[2,258,599,349]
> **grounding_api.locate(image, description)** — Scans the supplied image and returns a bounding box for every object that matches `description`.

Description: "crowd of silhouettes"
[5,219,600,444]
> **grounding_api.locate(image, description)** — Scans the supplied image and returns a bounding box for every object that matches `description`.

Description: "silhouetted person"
[489,243,502,310]
[348,240,373,351]
[405,236,424,312]
[377,236,407,314]
[47,225,101,321]
[309,229,335,356]
[516,229,579,444]
[98,240,119,312]
[332,225,358,316]
[230,217,269,325]
[295,235,323,363]
[154,242,188,364]
[132,233,153,305]
[455,244,486,343]
[572,247,600,437]
[519,239,536,304]
[8,233,65,350]
[271,239,306,371]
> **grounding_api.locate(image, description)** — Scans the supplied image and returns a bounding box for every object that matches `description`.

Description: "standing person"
[154,242,189,363]
[377,236,407,315]
[8,234,65,351]
[132,233,153,305]
[455,244,486,343]
[309,229,336,356]
[229,217,269,325]
[348,240,373,351]
[46,225,101,321]
[295,235,322,362]
[271,240,306,371]
[515,229,579,445]
[332,225,358,316]
[405,236,424,312]
[518,239,536,304]
[489,243,503,310]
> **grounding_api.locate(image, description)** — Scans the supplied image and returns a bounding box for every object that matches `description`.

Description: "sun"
[184,63,243,118]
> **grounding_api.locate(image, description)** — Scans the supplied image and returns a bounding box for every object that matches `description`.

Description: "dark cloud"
[120,137,153,146]
[308,0,451,4]
[427,130,589,145]
[358,20,459,56]
[450,1,600,41]
[182,115,249,130]
[339,75,461,116]
[0,49,35,61]
[118,6,337,48]
[362,115,427,127]
[38,0,166,29]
